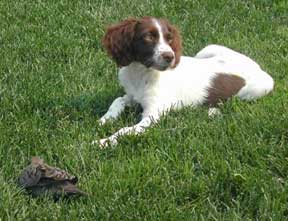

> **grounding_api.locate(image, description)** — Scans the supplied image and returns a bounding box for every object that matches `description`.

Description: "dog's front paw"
[99,138,110,149]
[98,117,108,126]
[91,137,118,149]
[91,138,109,149]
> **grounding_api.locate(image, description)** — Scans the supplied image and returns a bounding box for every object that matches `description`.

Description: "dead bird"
[18,157,87,201]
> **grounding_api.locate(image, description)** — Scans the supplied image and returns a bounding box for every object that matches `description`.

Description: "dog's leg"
[195,44,243,59]
[195,44,227,58]
[195,44,261,69]
[99,95,133,125]
[236,70,274,101]
[98,113,160,148]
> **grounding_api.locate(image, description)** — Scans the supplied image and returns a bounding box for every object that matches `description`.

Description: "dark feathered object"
[18,157,87,201]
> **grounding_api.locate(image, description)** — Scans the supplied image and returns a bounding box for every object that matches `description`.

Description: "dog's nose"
[161,52,174,63]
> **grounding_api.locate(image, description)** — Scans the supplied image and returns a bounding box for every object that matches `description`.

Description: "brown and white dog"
[94,16,274,147]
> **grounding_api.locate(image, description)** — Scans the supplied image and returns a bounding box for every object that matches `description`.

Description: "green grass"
[0,0,288,220]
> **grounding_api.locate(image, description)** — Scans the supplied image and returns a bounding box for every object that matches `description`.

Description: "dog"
[94,16,274,147]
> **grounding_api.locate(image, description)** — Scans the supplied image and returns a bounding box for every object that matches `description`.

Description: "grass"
[0,0,287,220]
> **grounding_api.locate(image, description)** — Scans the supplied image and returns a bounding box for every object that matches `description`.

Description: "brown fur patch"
[205,73,246,107]
[102,18,138,67]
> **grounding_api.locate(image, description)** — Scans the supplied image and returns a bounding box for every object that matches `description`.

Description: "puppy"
[94,16,274,147]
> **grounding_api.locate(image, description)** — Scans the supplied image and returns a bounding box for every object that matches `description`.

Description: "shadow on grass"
[35,89,124,123]
[63,90,143,122]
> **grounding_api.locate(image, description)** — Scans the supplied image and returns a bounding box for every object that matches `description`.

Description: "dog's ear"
[164,20,182,68]
[102,18,138,67]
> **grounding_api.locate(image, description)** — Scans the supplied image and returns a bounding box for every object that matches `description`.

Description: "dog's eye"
[143,33,155,42]
[165,33,173,44]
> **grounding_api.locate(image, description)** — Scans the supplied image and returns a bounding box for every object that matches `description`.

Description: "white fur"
[94,45,274,147]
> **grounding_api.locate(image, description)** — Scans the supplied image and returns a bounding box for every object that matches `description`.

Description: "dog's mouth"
[151,63,171,71]
[143,59,174,71]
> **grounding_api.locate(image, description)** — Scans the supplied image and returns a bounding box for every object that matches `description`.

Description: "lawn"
[0,0,288,220]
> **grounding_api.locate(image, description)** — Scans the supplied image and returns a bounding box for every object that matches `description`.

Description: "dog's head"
[102,17,182,71]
